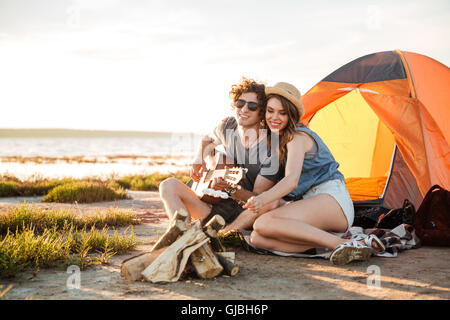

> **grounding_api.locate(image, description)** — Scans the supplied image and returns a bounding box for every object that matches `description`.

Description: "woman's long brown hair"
[265,94,304,167]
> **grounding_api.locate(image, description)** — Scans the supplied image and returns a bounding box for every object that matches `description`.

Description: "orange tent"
[301,50,450,209]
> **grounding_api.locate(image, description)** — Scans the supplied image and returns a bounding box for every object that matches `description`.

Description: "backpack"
[375,199,416,229]
[352,199,415,230]
[353,205,390,229]
[413,185,450,246]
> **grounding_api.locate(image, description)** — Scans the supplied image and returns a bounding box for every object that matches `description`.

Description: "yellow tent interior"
[309,88,395,203]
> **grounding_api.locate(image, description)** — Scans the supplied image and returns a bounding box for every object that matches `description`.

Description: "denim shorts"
[302,179,354,231]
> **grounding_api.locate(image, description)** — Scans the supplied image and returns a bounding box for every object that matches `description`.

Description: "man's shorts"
[204,198,244,225]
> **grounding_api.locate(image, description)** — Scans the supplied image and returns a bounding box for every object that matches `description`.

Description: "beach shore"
[0,154,192,181]
[1,190,449,300]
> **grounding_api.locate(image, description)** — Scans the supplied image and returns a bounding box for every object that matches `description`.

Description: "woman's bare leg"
[250,231,319,253]
[251,194,349,252]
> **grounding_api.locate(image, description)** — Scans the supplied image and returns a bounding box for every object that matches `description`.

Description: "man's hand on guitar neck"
[191,137,217,182]
[190,162,206,182]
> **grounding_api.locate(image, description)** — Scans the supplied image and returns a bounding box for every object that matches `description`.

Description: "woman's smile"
[266,97,288,132]
[268,120,282,128]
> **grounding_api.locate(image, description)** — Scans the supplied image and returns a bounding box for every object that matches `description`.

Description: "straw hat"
[265,82,305,119]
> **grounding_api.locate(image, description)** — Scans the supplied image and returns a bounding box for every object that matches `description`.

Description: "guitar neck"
[205,169,228,180]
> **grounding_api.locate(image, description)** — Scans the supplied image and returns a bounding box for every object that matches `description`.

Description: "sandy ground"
[1,191,449,300]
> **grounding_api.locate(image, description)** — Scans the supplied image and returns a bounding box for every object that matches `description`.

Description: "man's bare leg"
[220,199,283,232]
[159,177,212,223]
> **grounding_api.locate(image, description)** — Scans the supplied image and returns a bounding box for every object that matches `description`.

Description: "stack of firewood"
[120,209,239,283]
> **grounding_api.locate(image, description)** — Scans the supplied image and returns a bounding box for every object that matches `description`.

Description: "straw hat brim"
[265,86,305,119]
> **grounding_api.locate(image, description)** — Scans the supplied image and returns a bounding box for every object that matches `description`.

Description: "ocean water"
[0,136,201,157]
[0,131,202,179]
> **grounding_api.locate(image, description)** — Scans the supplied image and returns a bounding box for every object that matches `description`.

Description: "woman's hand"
[243,193,267,213]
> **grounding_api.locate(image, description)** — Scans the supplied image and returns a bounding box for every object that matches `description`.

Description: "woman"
[243,82,385,265]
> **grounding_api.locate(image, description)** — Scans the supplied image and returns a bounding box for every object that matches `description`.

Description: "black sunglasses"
[234,99,259,111]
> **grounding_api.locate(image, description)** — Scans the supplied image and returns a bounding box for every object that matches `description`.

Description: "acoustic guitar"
[189,153,247,204]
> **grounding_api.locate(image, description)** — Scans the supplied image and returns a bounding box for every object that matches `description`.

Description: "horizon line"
[0,128,202,137]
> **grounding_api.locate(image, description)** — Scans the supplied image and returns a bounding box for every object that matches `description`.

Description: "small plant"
[74,234,93,271]
[95,238,116,265]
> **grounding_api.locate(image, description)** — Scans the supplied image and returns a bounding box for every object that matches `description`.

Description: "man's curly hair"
[229,77,266,112]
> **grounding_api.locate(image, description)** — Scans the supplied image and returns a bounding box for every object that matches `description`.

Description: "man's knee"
[159,177,181,197]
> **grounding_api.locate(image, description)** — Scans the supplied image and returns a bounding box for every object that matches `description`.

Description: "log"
[120,209,189,280]
[216,252,239,276]
[173,208,189,222]
[189,242,223,279]
[141,220,208,283]
[203,214,226,252]
[216,251,235,264]
[190,215,225,278]
[210,237,226,252]
[203,214,225,238]
[120,247,166,281]
[151,216,187,251]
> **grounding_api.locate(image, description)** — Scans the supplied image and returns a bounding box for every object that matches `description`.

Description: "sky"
[0,0,449,134]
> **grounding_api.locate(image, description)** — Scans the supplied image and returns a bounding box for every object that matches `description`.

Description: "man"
[159,77,279,230]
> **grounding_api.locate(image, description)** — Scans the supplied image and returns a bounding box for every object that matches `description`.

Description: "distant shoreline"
[0,154,193,180]
[0,154,191,164]
[0,128,201,138]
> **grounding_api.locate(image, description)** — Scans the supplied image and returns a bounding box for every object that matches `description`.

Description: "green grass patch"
[0,225,139,278]
[0,172,190,201]
[0,175,66,197]
[0,181,20,197]
[0,204,139,236]
[0,205,141,278]
[42,181,130,203]
[117,172,190,191]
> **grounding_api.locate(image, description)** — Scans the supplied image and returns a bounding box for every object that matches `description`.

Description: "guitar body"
[191,177,222,205]
[190,153,245,205]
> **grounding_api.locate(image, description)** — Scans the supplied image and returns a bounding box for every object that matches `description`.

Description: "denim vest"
[286,126,344,200]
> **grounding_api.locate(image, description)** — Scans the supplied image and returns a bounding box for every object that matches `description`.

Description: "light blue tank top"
[285,126,344,200]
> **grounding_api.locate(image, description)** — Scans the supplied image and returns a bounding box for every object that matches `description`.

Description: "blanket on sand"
[239,224,421,259]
